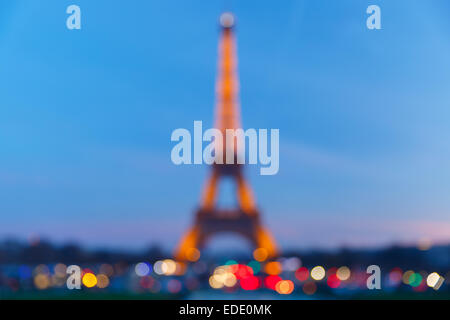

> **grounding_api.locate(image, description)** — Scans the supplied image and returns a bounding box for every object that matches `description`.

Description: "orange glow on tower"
[174,13,278,261]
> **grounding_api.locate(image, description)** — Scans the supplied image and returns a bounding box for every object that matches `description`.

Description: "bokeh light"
[186,248,201,262]
[96,274,110,288]
[247,261,261,274]
[54,263,67,277]
[264,261,282,275]
[240,275,259,290]
[283,257,301,272]
[295,267,309,281]
[264,275,282,290]
[235,264,253,279]
[402,270,414,285]
[135,262,151,277]
[426,272,440,288]
[388,268,403,286]
[153,260,166,275]
[311,266,326,281]
[34,274,50,290]
[99,264,114,277]
[18,265,32,280]
[336,266,351,281]
[209,275,224,289]
[223,273,237,287]
[82,273,98,288]
[253,248,268,262]
[163,259,177,275]
[140,276,154,289]
[275,280,294,294]
[327,274,341,288]
[167,279,182,294]
[302,281,317,295]
[34,264,50,276]
[409,273,423,287]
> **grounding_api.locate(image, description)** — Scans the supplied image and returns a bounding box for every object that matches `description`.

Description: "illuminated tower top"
[215,12,241,133]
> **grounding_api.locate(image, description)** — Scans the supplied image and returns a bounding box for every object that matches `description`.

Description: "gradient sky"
[1,0,449,251]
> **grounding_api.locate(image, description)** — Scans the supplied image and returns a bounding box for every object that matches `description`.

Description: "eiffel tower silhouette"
[174,13,278,262]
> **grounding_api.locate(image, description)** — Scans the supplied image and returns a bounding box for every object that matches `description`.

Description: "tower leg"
[200,172,219,211]
[236,173,256,214]
[174,226,200,261]
[255,225,278,259]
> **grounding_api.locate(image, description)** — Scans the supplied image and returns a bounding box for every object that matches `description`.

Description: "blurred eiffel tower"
[174,13,278,261]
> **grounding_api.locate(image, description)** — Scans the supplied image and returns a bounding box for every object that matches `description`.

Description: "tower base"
[174,208,278,261]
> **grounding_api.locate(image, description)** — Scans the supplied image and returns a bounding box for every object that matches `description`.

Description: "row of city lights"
[5,254,446,295]
[122,254,448,294]
[205,262,445,295]
[32,263,112,290]
[28,260,446,294]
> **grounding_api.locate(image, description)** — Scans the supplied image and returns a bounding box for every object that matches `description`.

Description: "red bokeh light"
[327,267,337,276]
[240,275,260,290]
[81,268,93,276]
[139,276,154,289]
[264,275,282,290]
[327,274,341,288]
[295,267,309,281]
[235,264,253,280]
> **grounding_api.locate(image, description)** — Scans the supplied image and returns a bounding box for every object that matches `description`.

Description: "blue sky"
[0,0,449,251]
